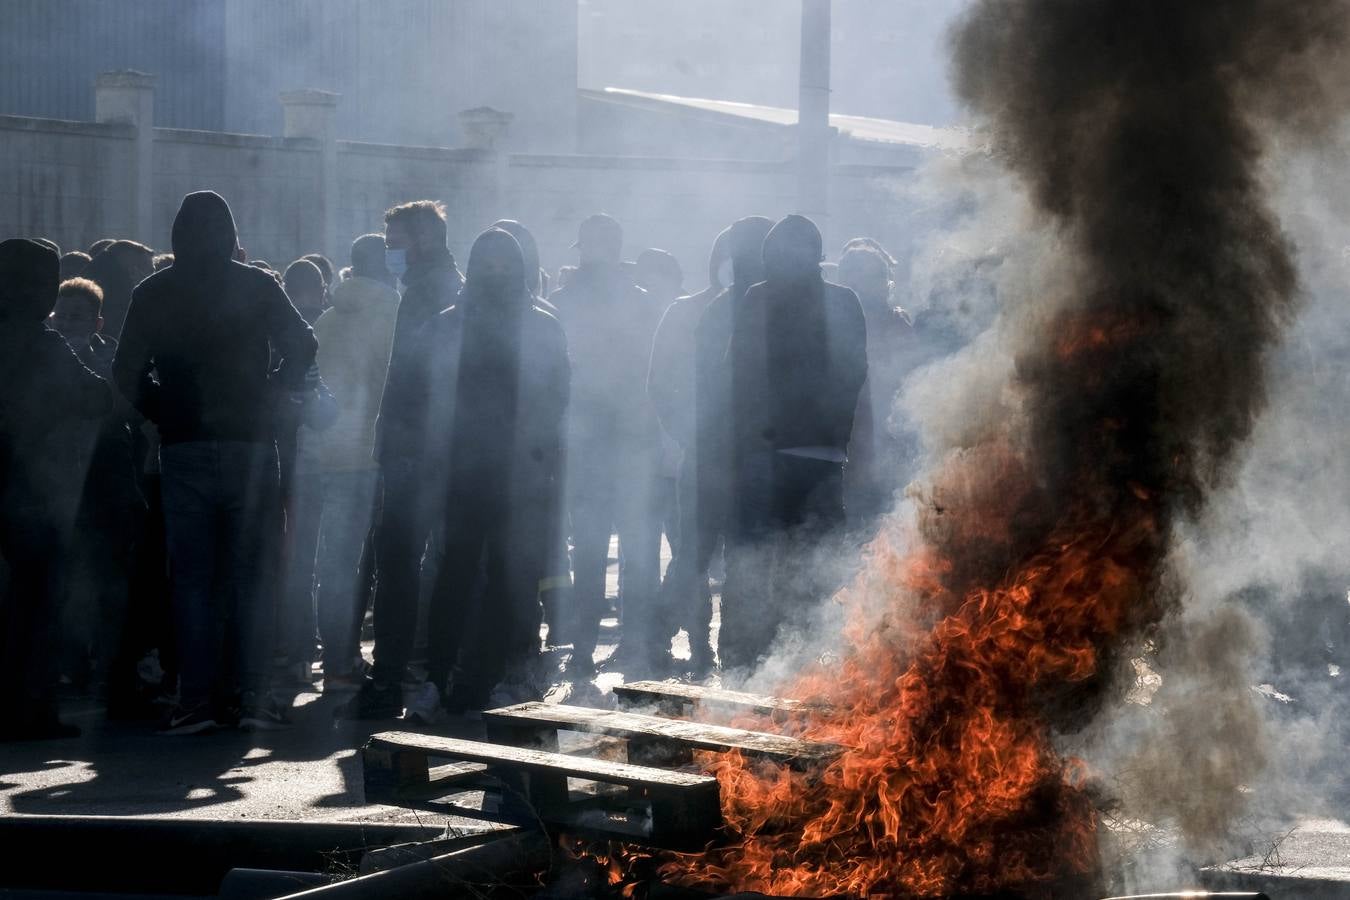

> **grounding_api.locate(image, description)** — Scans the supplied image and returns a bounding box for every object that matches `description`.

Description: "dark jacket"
[112,191,317,445]
[376,246,463,469]
[381,237,570,506]
[0,326,112,515]
[549,262,663,450]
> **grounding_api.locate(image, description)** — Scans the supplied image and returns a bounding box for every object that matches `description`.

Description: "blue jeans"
[160,441,280,707]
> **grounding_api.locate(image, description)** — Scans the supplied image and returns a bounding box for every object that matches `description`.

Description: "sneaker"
[402,681,444,725]
[238,692,293,731]
[157,702,219,736]
[335,679,403,721]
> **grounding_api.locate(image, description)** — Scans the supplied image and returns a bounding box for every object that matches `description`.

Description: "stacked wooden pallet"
[362,682,841,852]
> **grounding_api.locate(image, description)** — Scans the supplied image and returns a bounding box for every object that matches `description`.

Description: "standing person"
[488,219,569,648]
[836,243,919,534]
[308,234,400,690]
[114,190,317,734]
[0,239,112,740]
[344,201,462,720]
[711,215,868,677]
[48,279,144,698]
[275,259,332,685]
[647,222,737,676]
[83,240,154,339]
[549,214,665,681]
[634,249,685,554]
[384,228,570,715]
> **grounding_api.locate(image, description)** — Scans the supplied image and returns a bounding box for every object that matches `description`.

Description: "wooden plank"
[613,679,825,718]
[360,731,722,850]
[482,702,843,765]
[366,731,717,787]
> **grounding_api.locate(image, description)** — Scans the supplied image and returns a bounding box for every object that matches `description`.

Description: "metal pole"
[797,0,832,235]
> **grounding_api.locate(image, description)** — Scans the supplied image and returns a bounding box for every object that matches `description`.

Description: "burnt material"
[362,731,722,850]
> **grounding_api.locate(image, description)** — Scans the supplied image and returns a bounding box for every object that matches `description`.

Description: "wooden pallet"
[482,701,843,769]
[362,731,721,851]
[613,679,827,720]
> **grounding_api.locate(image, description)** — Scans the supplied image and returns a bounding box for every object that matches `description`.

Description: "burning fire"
[663,334,1165,897]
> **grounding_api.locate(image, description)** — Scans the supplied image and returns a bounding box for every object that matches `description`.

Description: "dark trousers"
[426,487,543,697]
[565,447,662,665]
[654,456,714,668]
[719,454,846,674]
[280,470,324,665]
[315,470,381,676]
[370,469,439,686]
[160,440,280,707]
[0,508,66,720]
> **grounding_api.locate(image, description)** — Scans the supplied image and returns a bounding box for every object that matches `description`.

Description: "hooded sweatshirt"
[309,274,400,472]
[380,229,570,504]
[113,191,317,444]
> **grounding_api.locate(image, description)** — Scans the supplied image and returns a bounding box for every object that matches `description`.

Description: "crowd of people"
[0,188,922,741]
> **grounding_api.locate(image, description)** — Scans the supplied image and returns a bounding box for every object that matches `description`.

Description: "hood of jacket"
[170,191,238,269]
[327,274,399,314]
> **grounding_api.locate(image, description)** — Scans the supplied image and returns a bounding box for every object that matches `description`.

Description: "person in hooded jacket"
[346,201,463,719]
[706,215,868,677]
[489,219,569,651]
[380,228,570,715]
[0,239,112,740]
[306,234,401,689]
[114,190,317,735]
[649,218,768,676]
[549,214,666,682]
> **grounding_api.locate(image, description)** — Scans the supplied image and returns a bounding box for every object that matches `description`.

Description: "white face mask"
[385,248,408,281]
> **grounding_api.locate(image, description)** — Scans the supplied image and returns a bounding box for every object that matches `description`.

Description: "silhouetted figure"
[837,243,919,533]
[60,250,92,281]
[649,221,749,675]
[83,240,154,340]
[346,201,463,720]
[276,259,336,684]
[635,248,686,551]
[88,239,115,258]
[490,219,568,646]
[385,228,570,714]
[49,279,143,698]
[0,239,112,740]
[306,234,400,690]
[114,191,317,734]
[550,214,665,680]
[708,215,868,675]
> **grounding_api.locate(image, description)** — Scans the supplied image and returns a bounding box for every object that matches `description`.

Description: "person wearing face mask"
[710,215,869,678]
[549,214,667,685]
[343,201,463,720]
[380,228,570,716]
[0,239,113,740]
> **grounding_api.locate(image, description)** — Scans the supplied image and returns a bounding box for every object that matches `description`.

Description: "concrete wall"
[0,76,925,284]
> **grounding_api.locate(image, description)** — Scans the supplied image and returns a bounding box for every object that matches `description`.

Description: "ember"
[656,1,1350,897]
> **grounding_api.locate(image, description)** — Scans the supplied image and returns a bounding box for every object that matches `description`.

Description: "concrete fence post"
[95,70,155,243]
[459,106,514,221]
[280,89,340,260]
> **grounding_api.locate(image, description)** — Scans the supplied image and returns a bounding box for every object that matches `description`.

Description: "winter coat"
[308,275,400,472]
[113,192,317,445]
[376,247,462,470]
